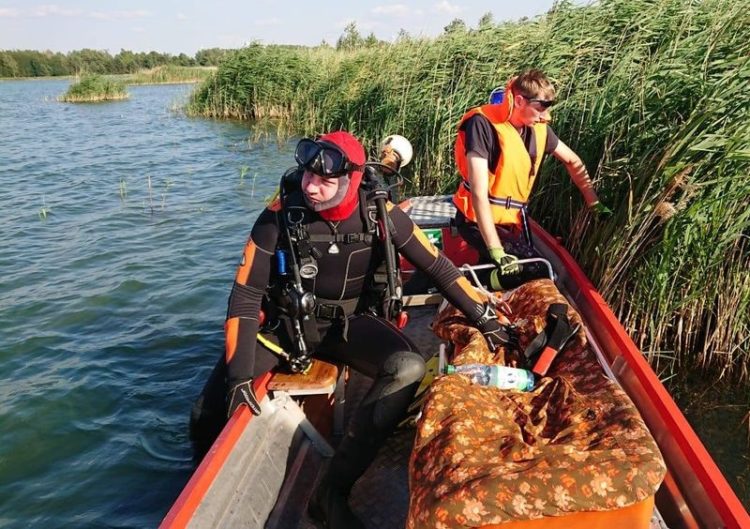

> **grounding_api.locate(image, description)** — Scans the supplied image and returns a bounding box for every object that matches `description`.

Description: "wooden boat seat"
[267,359,339,396]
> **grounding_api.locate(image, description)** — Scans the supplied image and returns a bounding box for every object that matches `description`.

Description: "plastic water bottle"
[444,363,535,391]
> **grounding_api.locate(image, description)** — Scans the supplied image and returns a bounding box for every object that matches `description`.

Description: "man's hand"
[589,201,612,217]
[227,378,261,418]
[475,303,518,350]
[489,246,520,275]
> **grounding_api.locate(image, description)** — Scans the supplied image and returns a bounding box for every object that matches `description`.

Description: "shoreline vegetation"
[187,0,749,391]
[56,66,215,103]
[0,47,230,78]
[121,65,216,85]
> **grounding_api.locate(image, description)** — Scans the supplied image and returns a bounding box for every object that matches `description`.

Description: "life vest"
[453,103,548,227]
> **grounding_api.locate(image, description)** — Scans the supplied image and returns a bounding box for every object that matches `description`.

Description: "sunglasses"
[521,95,556,109]
[294,138,364,178]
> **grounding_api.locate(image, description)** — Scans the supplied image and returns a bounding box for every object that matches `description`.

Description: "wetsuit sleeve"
[388,204,486,322]
[225,207,279,383]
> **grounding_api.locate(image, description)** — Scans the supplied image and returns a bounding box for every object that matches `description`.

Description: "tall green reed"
[187,0,750,382]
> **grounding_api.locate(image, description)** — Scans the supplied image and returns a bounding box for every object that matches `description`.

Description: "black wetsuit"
[188,180,491,460]
[226,187,486,383]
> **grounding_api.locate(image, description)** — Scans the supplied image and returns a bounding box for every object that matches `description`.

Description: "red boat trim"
[159,372,274,529]
[532,223,750,529]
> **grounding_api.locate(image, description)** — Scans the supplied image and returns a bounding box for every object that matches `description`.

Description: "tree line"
[0,48,232,78]
[0,13,496,78]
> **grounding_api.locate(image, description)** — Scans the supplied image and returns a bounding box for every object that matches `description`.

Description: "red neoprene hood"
[310,131,366,221]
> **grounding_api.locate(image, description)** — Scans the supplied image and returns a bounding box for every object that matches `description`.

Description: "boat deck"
[166,196,748,529]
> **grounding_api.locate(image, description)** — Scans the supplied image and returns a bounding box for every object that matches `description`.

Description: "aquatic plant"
[186,0,750,384]
[119,178,128,200]
[58,74,128,102]
[239,165,249,184]
[38,195,50,220]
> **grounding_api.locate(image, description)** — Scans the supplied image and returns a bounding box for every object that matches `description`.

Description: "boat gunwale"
[531,220,750,529]
[159,372,274,529]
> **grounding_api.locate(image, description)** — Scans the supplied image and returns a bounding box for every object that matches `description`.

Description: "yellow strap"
[257,333,286,356]
[258,333,313,374]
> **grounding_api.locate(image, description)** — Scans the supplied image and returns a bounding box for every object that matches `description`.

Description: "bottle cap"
[444,364,456,375]
[526,372,536,391]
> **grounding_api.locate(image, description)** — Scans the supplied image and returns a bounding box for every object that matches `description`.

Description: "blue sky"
[0,1,561,55]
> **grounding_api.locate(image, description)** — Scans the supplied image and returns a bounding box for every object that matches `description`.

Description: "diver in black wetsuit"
[217,131,514,529]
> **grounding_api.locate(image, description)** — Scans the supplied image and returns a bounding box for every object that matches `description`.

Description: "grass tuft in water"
[38,195,50,220]
[59,74,129,103]
[119,178,128,200]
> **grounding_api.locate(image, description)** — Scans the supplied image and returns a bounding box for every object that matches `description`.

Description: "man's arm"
[467,152,503,250]
[550,140,600,208]
[224,208,278,416]
[388,205,515,349]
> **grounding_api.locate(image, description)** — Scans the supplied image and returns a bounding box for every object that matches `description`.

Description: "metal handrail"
[458,258,556,311]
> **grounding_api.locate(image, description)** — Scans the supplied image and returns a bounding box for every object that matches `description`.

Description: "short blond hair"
[511,69,556,100]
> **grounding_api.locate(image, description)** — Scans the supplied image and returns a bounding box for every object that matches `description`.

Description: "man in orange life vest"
[453,69,610,289]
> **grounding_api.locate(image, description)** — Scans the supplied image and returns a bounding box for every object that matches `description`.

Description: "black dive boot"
[308,350,426,529]
[307,432,378,529]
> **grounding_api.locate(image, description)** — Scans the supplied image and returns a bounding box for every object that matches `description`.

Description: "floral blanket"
[407,279,666,528]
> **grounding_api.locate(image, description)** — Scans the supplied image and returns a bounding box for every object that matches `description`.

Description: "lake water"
[0,80,289,528]
[0,80,746,528]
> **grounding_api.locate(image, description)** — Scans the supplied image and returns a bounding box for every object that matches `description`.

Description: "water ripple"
[0,80,295,529]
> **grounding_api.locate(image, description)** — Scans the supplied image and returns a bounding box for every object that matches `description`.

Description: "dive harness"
[272,164,404,373]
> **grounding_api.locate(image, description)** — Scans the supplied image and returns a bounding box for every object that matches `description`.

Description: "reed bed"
[188,0,750,382]
[123,65,216,85]
[59,74,129,102]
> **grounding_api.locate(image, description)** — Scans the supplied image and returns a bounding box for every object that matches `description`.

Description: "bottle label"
[450,363,533,391]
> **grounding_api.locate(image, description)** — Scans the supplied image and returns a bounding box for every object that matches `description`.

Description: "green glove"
[590,201,612,216]
[489,247,520,275]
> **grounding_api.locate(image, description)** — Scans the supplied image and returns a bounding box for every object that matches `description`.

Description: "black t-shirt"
[461,114,559,173]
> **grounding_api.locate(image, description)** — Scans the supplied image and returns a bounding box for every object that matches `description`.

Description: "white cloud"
[177,13,188,21]
[216,34,248,48]
[32,5,82,17]
[253,17,281,27]
[357,19,380,32]
[130,27,146,34]
[433,1,463,15]
[88,10,151,21]
[23,5,152,20]
[0,8,20,17]
[371,4,413,17]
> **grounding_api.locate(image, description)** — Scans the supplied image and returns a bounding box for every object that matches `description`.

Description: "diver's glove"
[589,201,613,217]
[489,246,520,275]
[226,378,261,418]
[474,303,518,351]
